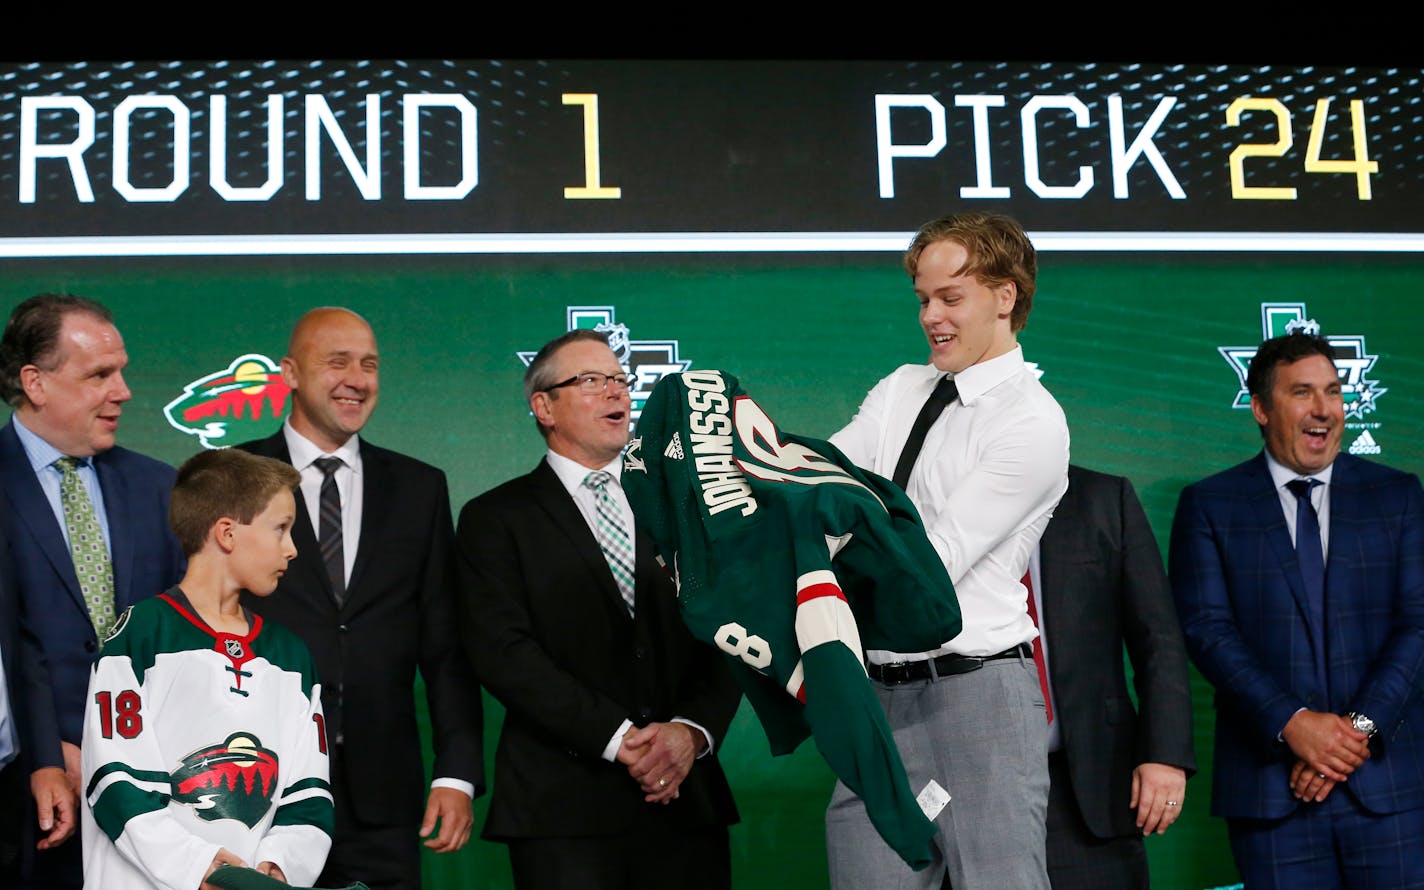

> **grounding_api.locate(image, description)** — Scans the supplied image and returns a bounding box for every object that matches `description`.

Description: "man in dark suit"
[0,293,185,889]
[1034,465,1195,889]
[1171,332,1424,888]
[2,513,24,879]
[237,307,482,890]
[455,329,740,890]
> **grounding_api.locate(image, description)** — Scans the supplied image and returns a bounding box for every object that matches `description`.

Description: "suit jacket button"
[634,645,646,659]
[85,640,98,653]
[338,624,349,633]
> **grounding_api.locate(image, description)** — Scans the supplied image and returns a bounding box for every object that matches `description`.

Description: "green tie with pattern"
[56,457,117,640]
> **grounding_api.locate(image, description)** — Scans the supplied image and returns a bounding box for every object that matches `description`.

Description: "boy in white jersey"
[81,449,333,890]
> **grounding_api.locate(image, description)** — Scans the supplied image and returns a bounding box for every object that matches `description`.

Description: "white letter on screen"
[875,95,946,199]
[20,97,96,203]
[1108,95,1185,199]
[113,95,191,202]
[210,95,284,202]
[403,94,479,200]
[955,95,1010,199]
[305,94,382,200]
[1021,95,1094,199]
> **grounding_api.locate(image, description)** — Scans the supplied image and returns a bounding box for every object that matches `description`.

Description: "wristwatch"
[1347,711,1378,738]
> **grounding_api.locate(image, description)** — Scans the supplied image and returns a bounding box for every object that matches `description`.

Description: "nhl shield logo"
[224,639,245,659]
[165,354,291,449]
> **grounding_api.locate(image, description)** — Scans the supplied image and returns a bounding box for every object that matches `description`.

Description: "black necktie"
[314,456,346,607]
[1287,478,1327,689]
[892,376,959,490]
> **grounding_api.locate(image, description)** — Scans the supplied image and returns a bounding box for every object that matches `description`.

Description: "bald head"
[280,307,380,452]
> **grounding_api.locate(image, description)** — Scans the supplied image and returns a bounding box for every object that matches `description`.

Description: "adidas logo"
[1348,430,1381,455]
[664,432,685,460]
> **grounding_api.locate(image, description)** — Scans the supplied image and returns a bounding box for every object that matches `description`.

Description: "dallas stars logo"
[1219,302,1386,421]
[518,307,690,426]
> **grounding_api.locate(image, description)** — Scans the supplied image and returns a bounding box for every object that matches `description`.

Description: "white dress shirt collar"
[948,345,1027,407]
[1263,448,1334,490]
[282,420,362,475]
[545,449,623,496]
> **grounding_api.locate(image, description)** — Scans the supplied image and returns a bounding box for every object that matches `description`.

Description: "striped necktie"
[584,470,636,616]
[314,456,346,606]
[56,457,117,639]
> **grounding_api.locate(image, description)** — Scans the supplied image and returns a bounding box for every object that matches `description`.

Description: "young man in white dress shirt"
[827,212,1069,889]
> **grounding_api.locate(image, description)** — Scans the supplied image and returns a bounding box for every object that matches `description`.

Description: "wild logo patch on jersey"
[169,733,279,829]
[165,354,290,449]
[517,306,690,427]
[1220,302,1388,454]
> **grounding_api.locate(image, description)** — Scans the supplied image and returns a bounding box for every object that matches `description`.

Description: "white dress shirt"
[283,421,472,798]
[544,449,713,762]
[0,647,15,769]
[1264,450,1333,557]
[11,412,113,554]
[831,346,1070,661]
[284,420,362,583]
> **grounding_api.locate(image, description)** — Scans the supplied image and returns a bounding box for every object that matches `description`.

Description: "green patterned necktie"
[56,457,117,640]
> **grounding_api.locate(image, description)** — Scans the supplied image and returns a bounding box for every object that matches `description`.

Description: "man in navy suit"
[1171,332,1424,889]
[0,294,184,889]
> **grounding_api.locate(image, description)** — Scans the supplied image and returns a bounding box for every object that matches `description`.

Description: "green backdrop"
[5,250,1420,889]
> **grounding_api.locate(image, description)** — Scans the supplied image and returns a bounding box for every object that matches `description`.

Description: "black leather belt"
[868,643,1032,685]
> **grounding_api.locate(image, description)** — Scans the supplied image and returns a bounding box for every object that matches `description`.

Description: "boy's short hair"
[170,449,301,556]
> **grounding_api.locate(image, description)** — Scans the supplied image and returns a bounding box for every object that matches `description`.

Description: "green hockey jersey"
[81,591,334,890]
[623,369,961,870]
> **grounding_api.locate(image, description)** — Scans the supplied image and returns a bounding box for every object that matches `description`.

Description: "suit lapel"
[0,424,83,608]
[1245,453,1323,650]
[346,439,387,600]
[248,430,335,609]
[1322,453,1356,599]
[530,459,630,619]
[1036,474,1076,635]
[94,451,137,608]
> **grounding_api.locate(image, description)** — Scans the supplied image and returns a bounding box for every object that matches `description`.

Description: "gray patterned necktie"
[584,470,636,616]
[314,456,346,607]
[56,457,116,639]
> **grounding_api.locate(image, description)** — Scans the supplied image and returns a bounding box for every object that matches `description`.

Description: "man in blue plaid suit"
[1170,332,1424,889]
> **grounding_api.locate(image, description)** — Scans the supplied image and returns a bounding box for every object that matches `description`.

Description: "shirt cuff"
[1279,707,1309,742]
[602,719,635,762]
[430,778,475,798]
[671,717,714,758]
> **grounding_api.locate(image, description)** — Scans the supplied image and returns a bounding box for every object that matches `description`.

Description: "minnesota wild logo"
[165,355,290,449]
[169,732,279,828]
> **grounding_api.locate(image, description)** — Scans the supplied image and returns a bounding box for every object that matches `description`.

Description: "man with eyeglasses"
[236,307,483,890]
[454,328,740,890]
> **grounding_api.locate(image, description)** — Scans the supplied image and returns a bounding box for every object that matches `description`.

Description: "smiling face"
[1251,354,1344,476]
[18,311,132,457]
[530,339,630,469]
[281,309,379,452]
[914,240,1018,373]
[230,488,298,597]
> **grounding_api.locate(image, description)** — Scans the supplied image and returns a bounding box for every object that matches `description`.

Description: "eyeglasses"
[542,371,638,394]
